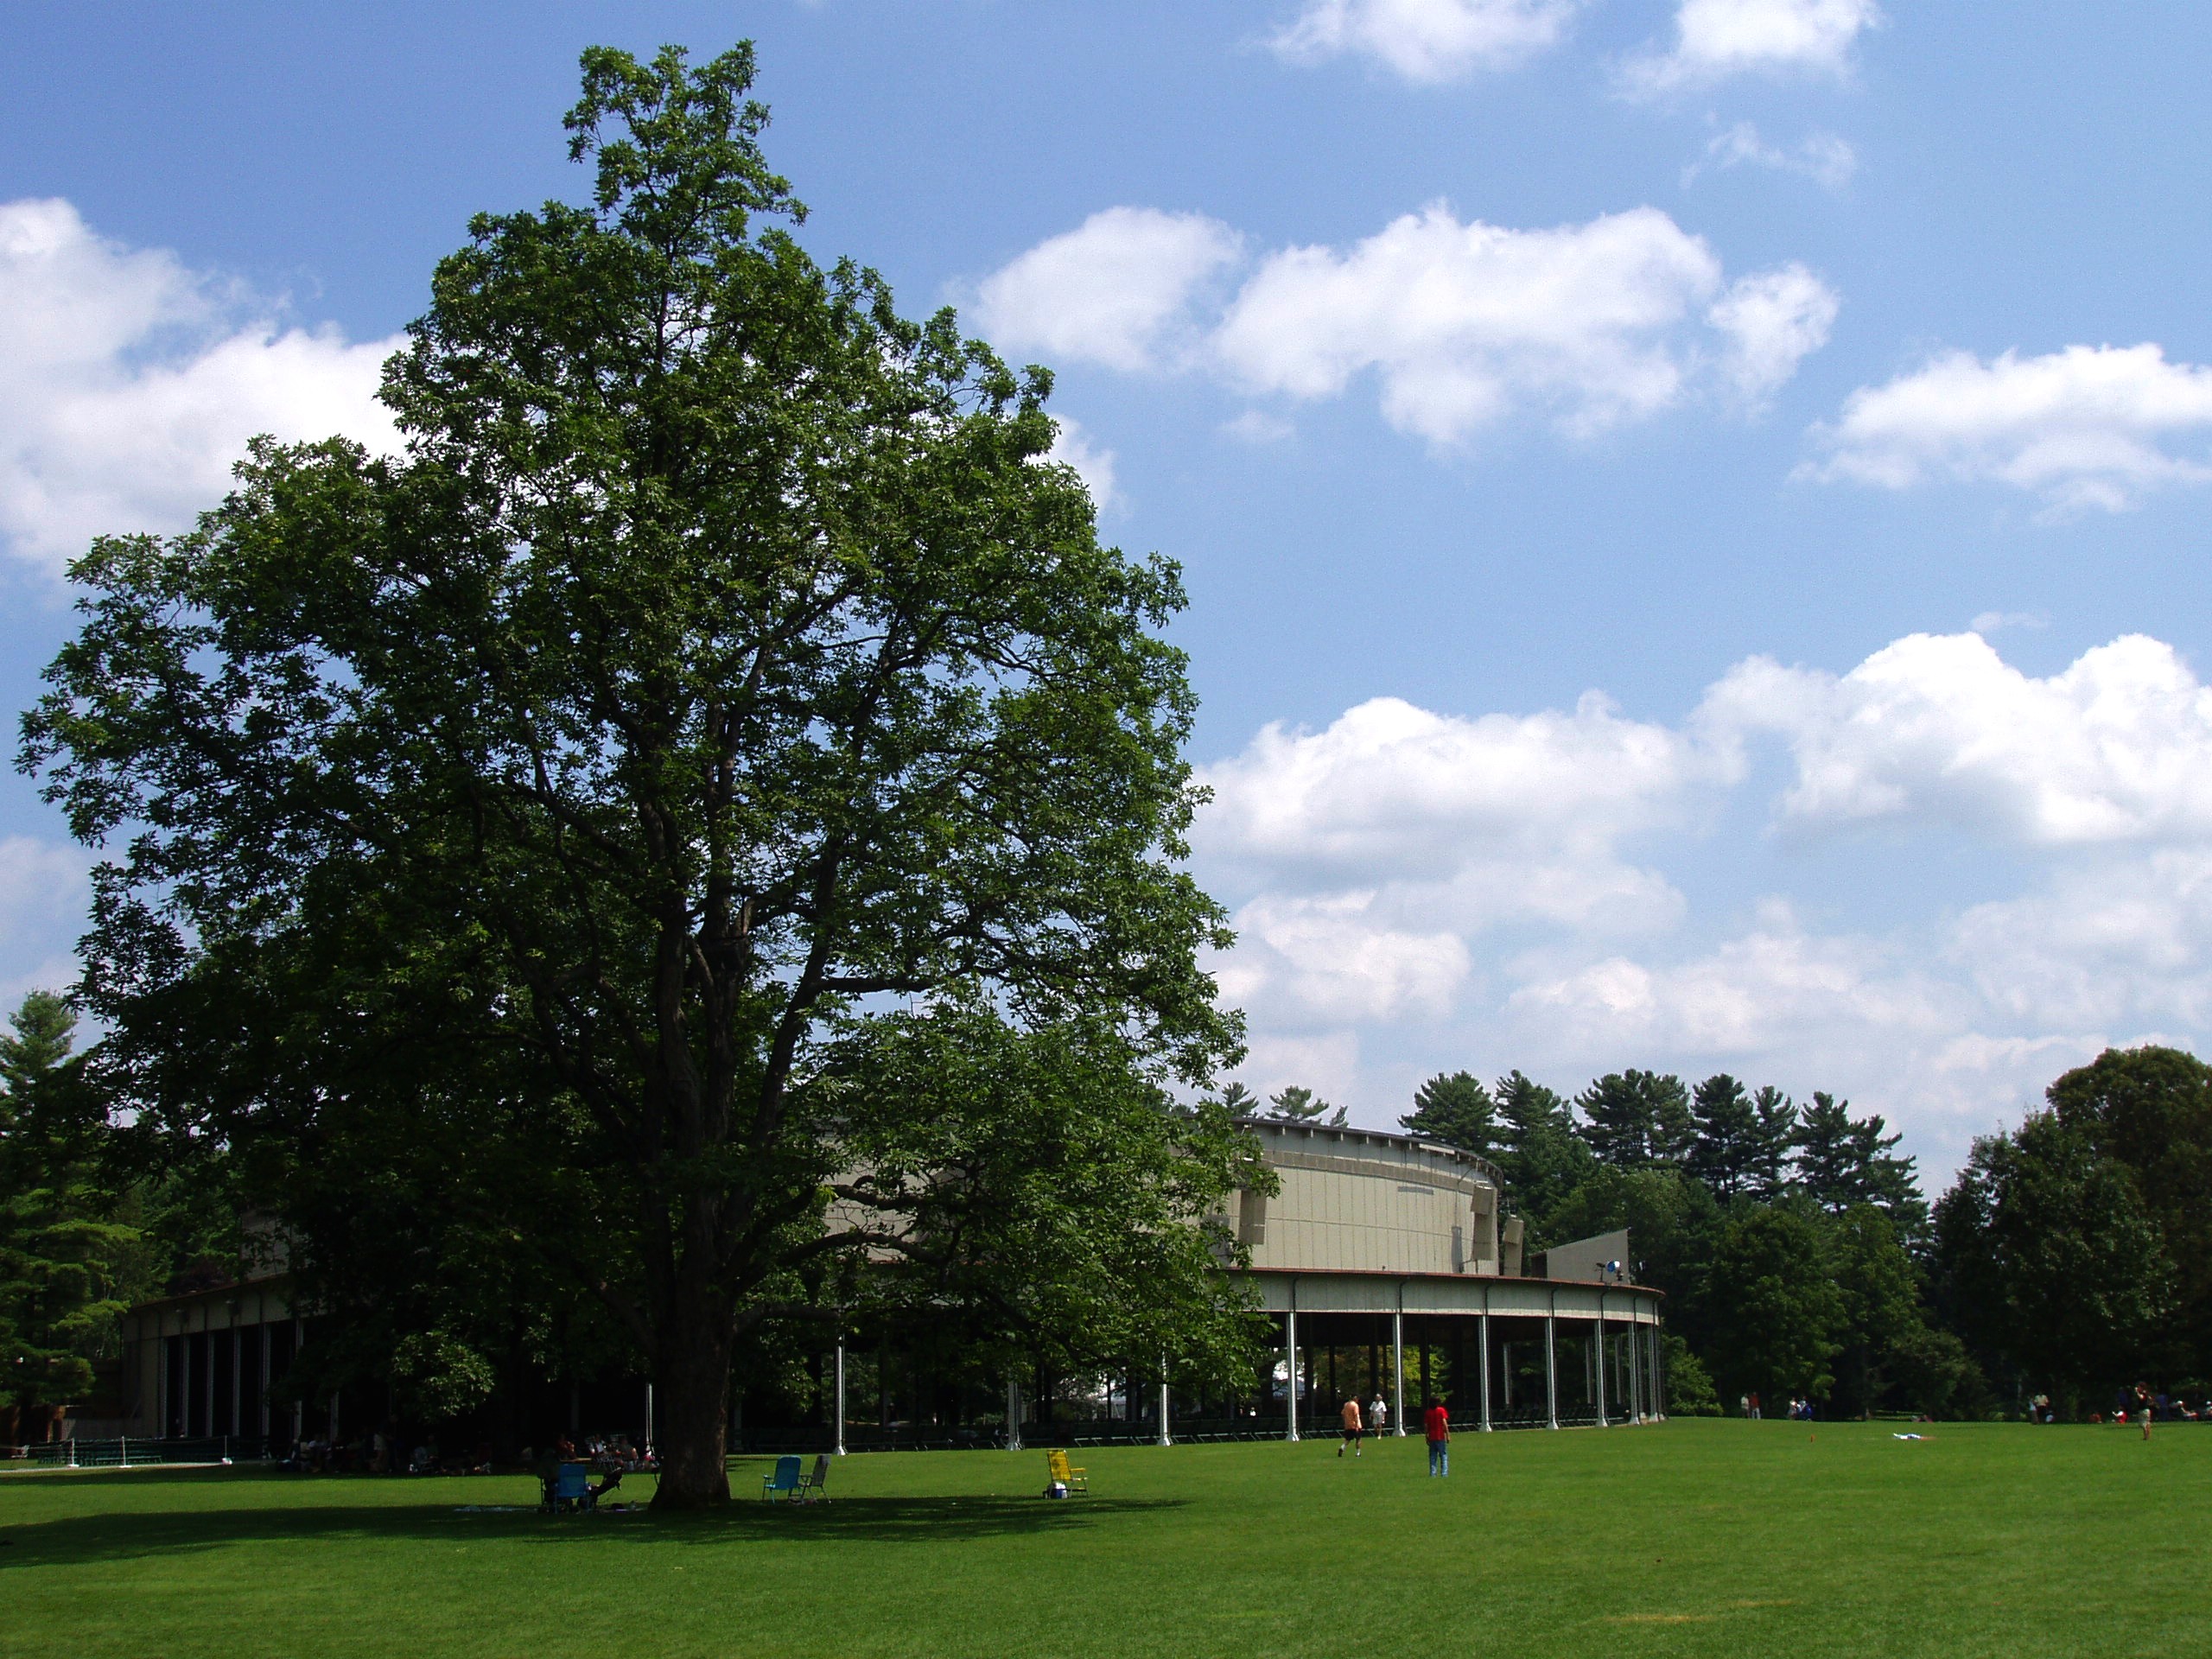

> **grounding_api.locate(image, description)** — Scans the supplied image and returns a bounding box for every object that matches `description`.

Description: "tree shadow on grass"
[2,1484,1185,1569]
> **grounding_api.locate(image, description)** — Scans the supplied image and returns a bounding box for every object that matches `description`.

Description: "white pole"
[1595,1291,1609,1428]
[1006,1375,1021,1452]
[1285,1308,1300,1442]
[834,1342,848,1456]
[1157,1364,1171,1448]
[1391,1309,1407,1436]
[1479,1310,1493,1432]
[1545,1292,1559,1432]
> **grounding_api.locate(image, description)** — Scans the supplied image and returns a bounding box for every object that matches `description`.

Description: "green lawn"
[2,1420,2205,1657]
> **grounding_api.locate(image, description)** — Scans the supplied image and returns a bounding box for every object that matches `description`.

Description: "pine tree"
[1577,1071,1694,1167]
[1796,1092,1922,1228]
[0,993,139,1437]
[1401,1071,1498,1158]
[1496,1071,1594,1234]
[1747,1085,1799,1200]
[1687,1073,1760,1198]
[1217,1081,1259,1117]
[1268,1085,1344,1127]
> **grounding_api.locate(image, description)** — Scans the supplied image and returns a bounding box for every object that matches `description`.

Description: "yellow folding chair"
[1046,1447,1088,1495]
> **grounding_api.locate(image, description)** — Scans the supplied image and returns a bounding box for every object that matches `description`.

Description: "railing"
[2,1435,288,1469]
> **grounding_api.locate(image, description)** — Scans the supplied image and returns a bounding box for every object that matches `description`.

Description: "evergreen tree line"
[1253,1050,2212,1421]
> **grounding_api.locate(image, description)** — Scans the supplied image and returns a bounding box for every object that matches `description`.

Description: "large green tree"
[21,45,1245,1503]
[1705,1205,1845,1404]
[1933,1112,2171,1413]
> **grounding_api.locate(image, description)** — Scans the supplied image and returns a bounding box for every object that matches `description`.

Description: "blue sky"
[7,1,2212,1179]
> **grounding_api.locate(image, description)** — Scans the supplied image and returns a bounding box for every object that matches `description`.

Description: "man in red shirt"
[1423,1398,1450,1477]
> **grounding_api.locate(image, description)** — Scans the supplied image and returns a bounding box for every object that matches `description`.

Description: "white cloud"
[1268,0,1583,83]
[1703,632,2212,846]
[1042,416,1121,512]
[1686,123,1859,191]
[1510,900,1960,1053]
[973,203,1836,448]
[1198,631,2212,1171]
[1804,343,2212,512]
[0,836,92,1003]
[0,198,404,572]
[1216,893,1472,1023]
[1211,205,1834,443]
[1628,0,1882,94]
[972,207,1242,373]
[1968,610,2048,636]
[1197,691,1723,887]
[1707,264,1840,404]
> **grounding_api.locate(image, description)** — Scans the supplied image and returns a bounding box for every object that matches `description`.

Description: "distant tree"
[1746,1085,1799,1201]
[1495,1071,1595,1236]
[1933,1113,2172,1415]
[1577,1071,1694,1168]
[1827,1204,1924,1417]
[1401,1071,1498,1159]
[1687,1073,1760,1198]
[0,994,141,1440]
[1217,1081,1259,1117]
[1268,1085,1344,1127]
[1706,1206,1845,1404]
[1662,1333,1721,1415]
[2045,1046,2212,1376]
[1796,1093,1923,1235]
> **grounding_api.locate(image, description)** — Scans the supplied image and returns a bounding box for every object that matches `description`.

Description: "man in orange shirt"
[1424,1397,1450,1477]
[1337,1395,1363,1457]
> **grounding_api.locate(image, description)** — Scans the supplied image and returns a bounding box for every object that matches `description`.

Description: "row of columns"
[818,1302,1662,1457]
[158,1313,305,1441]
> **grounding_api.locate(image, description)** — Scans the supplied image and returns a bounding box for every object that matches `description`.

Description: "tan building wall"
[1234,1121,1503,1277]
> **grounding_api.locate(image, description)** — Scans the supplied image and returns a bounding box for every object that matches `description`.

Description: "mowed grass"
[3,1420,2208,1658]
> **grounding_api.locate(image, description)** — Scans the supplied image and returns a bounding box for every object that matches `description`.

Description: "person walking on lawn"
[1338,1396,1363,1458]
[1424,1398,1450,1477]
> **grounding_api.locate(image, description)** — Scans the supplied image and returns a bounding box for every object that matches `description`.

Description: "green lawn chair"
[761,1454,804,1502]
[797,1452,833,1503]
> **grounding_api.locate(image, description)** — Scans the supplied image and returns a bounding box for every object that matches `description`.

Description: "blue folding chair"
[543,1461,594,1514]
[760,1454,804,1502]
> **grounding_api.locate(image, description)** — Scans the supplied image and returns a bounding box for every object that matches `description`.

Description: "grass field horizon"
[3,1419,2205,1657]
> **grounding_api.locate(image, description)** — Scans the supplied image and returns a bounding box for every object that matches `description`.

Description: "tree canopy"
[21,43,1249,1503]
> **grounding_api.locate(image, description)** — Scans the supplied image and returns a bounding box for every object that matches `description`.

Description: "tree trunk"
[651,1294,735,1510]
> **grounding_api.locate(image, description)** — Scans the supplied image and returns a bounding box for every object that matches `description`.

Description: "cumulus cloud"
[1707,264,1841,404]
[1198,631,2212,1168]
[1685,123,1859,191]
[973,202,1835,448]
[1192,692,1726,1027]
[0,197,404,572]
[1628,0,1882,94]
[1268,0,1583,82]
[971,207,1242,373]
[1804,343,2212,512]
[1197,692,1724,890]
[1703,632,2212,846]
[0,836,92,1004]
[1216,893,1472,1023]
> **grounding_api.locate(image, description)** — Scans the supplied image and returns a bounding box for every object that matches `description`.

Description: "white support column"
[1479,1307,1493,1433]
[1595,1292,1609,1428]
[1628,1313,1643,1423]
[1544,1292,1559,1431]
[1006,1375,1022,1452]
[1285,1307,1300,1442]
[834,1342,848,1456]
[1157,1365,1171,1448]
[1391,1308,1407,1436]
